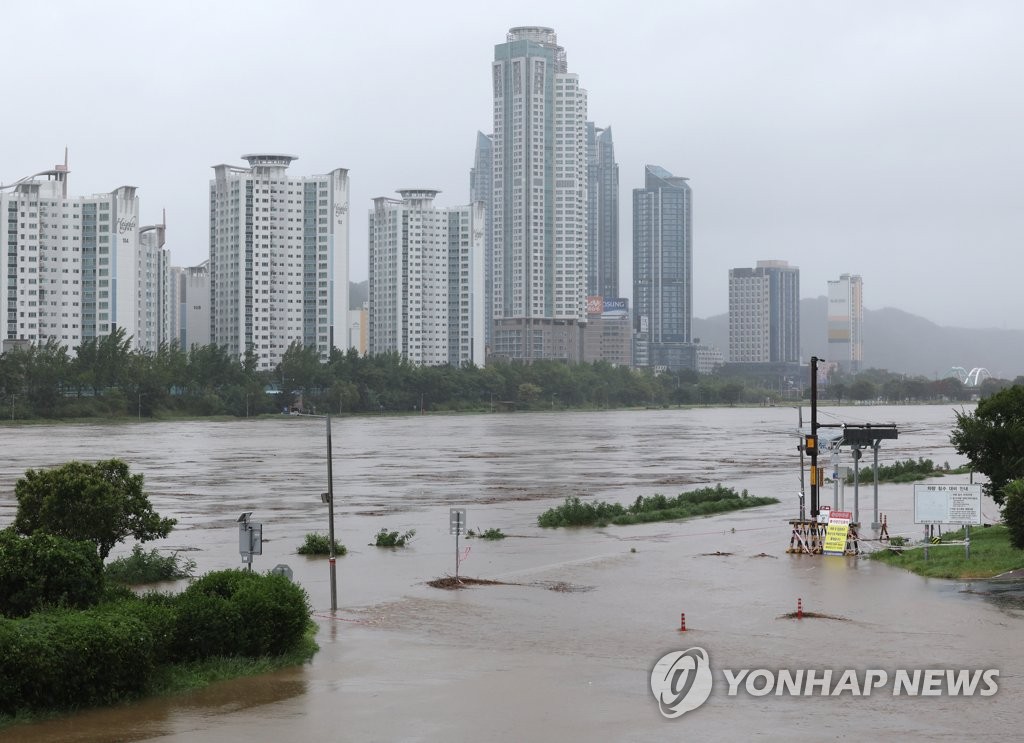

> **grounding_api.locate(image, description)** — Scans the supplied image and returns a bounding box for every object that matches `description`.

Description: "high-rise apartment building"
[209,154,349,370]
[587,123,619,299]
[368,189,485,367]
[827,273,863,372]
[491,26,588,362]
[168,261,210,350]
[1,161,142,351]
[728,260,800,363]
[137,219,168,352]
[469,131,494,351]
[633,165,693,370]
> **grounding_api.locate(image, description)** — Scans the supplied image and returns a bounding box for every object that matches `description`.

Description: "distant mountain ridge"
[692,297,1024,379]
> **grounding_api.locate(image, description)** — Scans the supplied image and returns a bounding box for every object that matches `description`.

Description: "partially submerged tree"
[950,385,1024,505]
[13,459,176,559]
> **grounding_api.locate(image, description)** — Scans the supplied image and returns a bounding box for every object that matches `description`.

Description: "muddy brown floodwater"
[1,404,1020,742]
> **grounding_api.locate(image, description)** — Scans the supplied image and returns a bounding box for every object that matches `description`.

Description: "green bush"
[97,593,179,664]
[373,528,416,547]
[231,575,311,656]
[0,609,154,714]
[105,545,196,584]
[171,570,310,661]
[1001,480,1024,550]
[0,530,104,618]
[297,533,348,555]
[537,486,777,528]
[848,458,937,484]
[468,528,506,540]
[170,572,249,660]
[537,497,626,527]
[0,570,313,715]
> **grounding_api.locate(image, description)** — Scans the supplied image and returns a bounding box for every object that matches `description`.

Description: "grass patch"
[296,533,347,556]
[372,528,415,547]
[537,485,779,528]
[870,525,1024,579]
[846,458,971,484]
[105,545,196,584]
[467,528,506,540]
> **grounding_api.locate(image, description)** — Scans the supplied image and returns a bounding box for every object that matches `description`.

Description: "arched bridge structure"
[944,367,992,387]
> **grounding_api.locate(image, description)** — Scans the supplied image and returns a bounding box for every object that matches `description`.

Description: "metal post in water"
[832,446,839,512]
[327,414,338,611]
[798,406,806,521]
[871,441,881,529]
[853,446,861,525]
[455,511,461,580]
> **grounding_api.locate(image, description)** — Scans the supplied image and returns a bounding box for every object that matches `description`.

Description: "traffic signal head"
[805,435,817,456]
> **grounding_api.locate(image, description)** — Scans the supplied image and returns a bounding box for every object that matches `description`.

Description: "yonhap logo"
[651,647,999,718]
[650,647,713,718]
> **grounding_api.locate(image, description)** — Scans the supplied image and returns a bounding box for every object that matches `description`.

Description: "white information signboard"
[913,484,982,525]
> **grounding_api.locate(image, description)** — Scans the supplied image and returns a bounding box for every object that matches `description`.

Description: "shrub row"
[0,569,311,714]
[538,486,778,528]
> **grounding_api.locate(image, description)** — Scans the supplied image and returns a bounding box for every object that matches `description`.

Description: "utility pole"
[810,355,819,518]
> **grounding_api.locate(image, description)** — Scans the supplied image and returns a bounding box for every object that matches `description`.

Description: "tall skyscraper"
[368,189,485,367]
[632,165,693,369]
[469,131,494,351]
[0,160,143,351]
[728,260,800,363]
[209,154,349,370]
[491,26,588,362]
[827,273,863,372]
[586,123,619,299]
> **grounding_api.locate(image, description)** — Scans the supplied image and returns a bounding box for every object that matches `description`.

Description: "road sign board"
[449,507,467,536]
[914,484,982,525]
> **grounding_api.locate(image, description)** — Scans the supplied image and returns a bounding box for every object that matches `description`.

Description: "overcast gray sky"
[4,1,1021,329]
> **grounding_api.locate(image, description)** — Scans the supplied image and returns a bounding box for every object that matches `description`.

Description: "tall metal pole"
[871,441,880,529]
[797,406,806,521]
[810,356,819,518]
[326,414,338,611]
[853,446,861,525]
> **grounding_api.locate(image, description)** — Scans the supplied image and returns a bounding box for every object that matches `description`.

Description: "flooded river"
[0,404,1019,741]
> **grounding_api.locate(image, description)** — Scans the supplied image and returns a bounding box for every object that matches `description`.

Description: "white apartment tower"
[827,273,863,372]
[368,189,485,367]
[209,155,349,370]
[491,26,588,362]
[1,160,141,351]
[137,218,168,352]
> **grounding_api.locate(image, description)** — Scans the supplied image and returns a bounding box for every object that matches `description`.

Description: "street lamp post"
[551,392,557,410]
